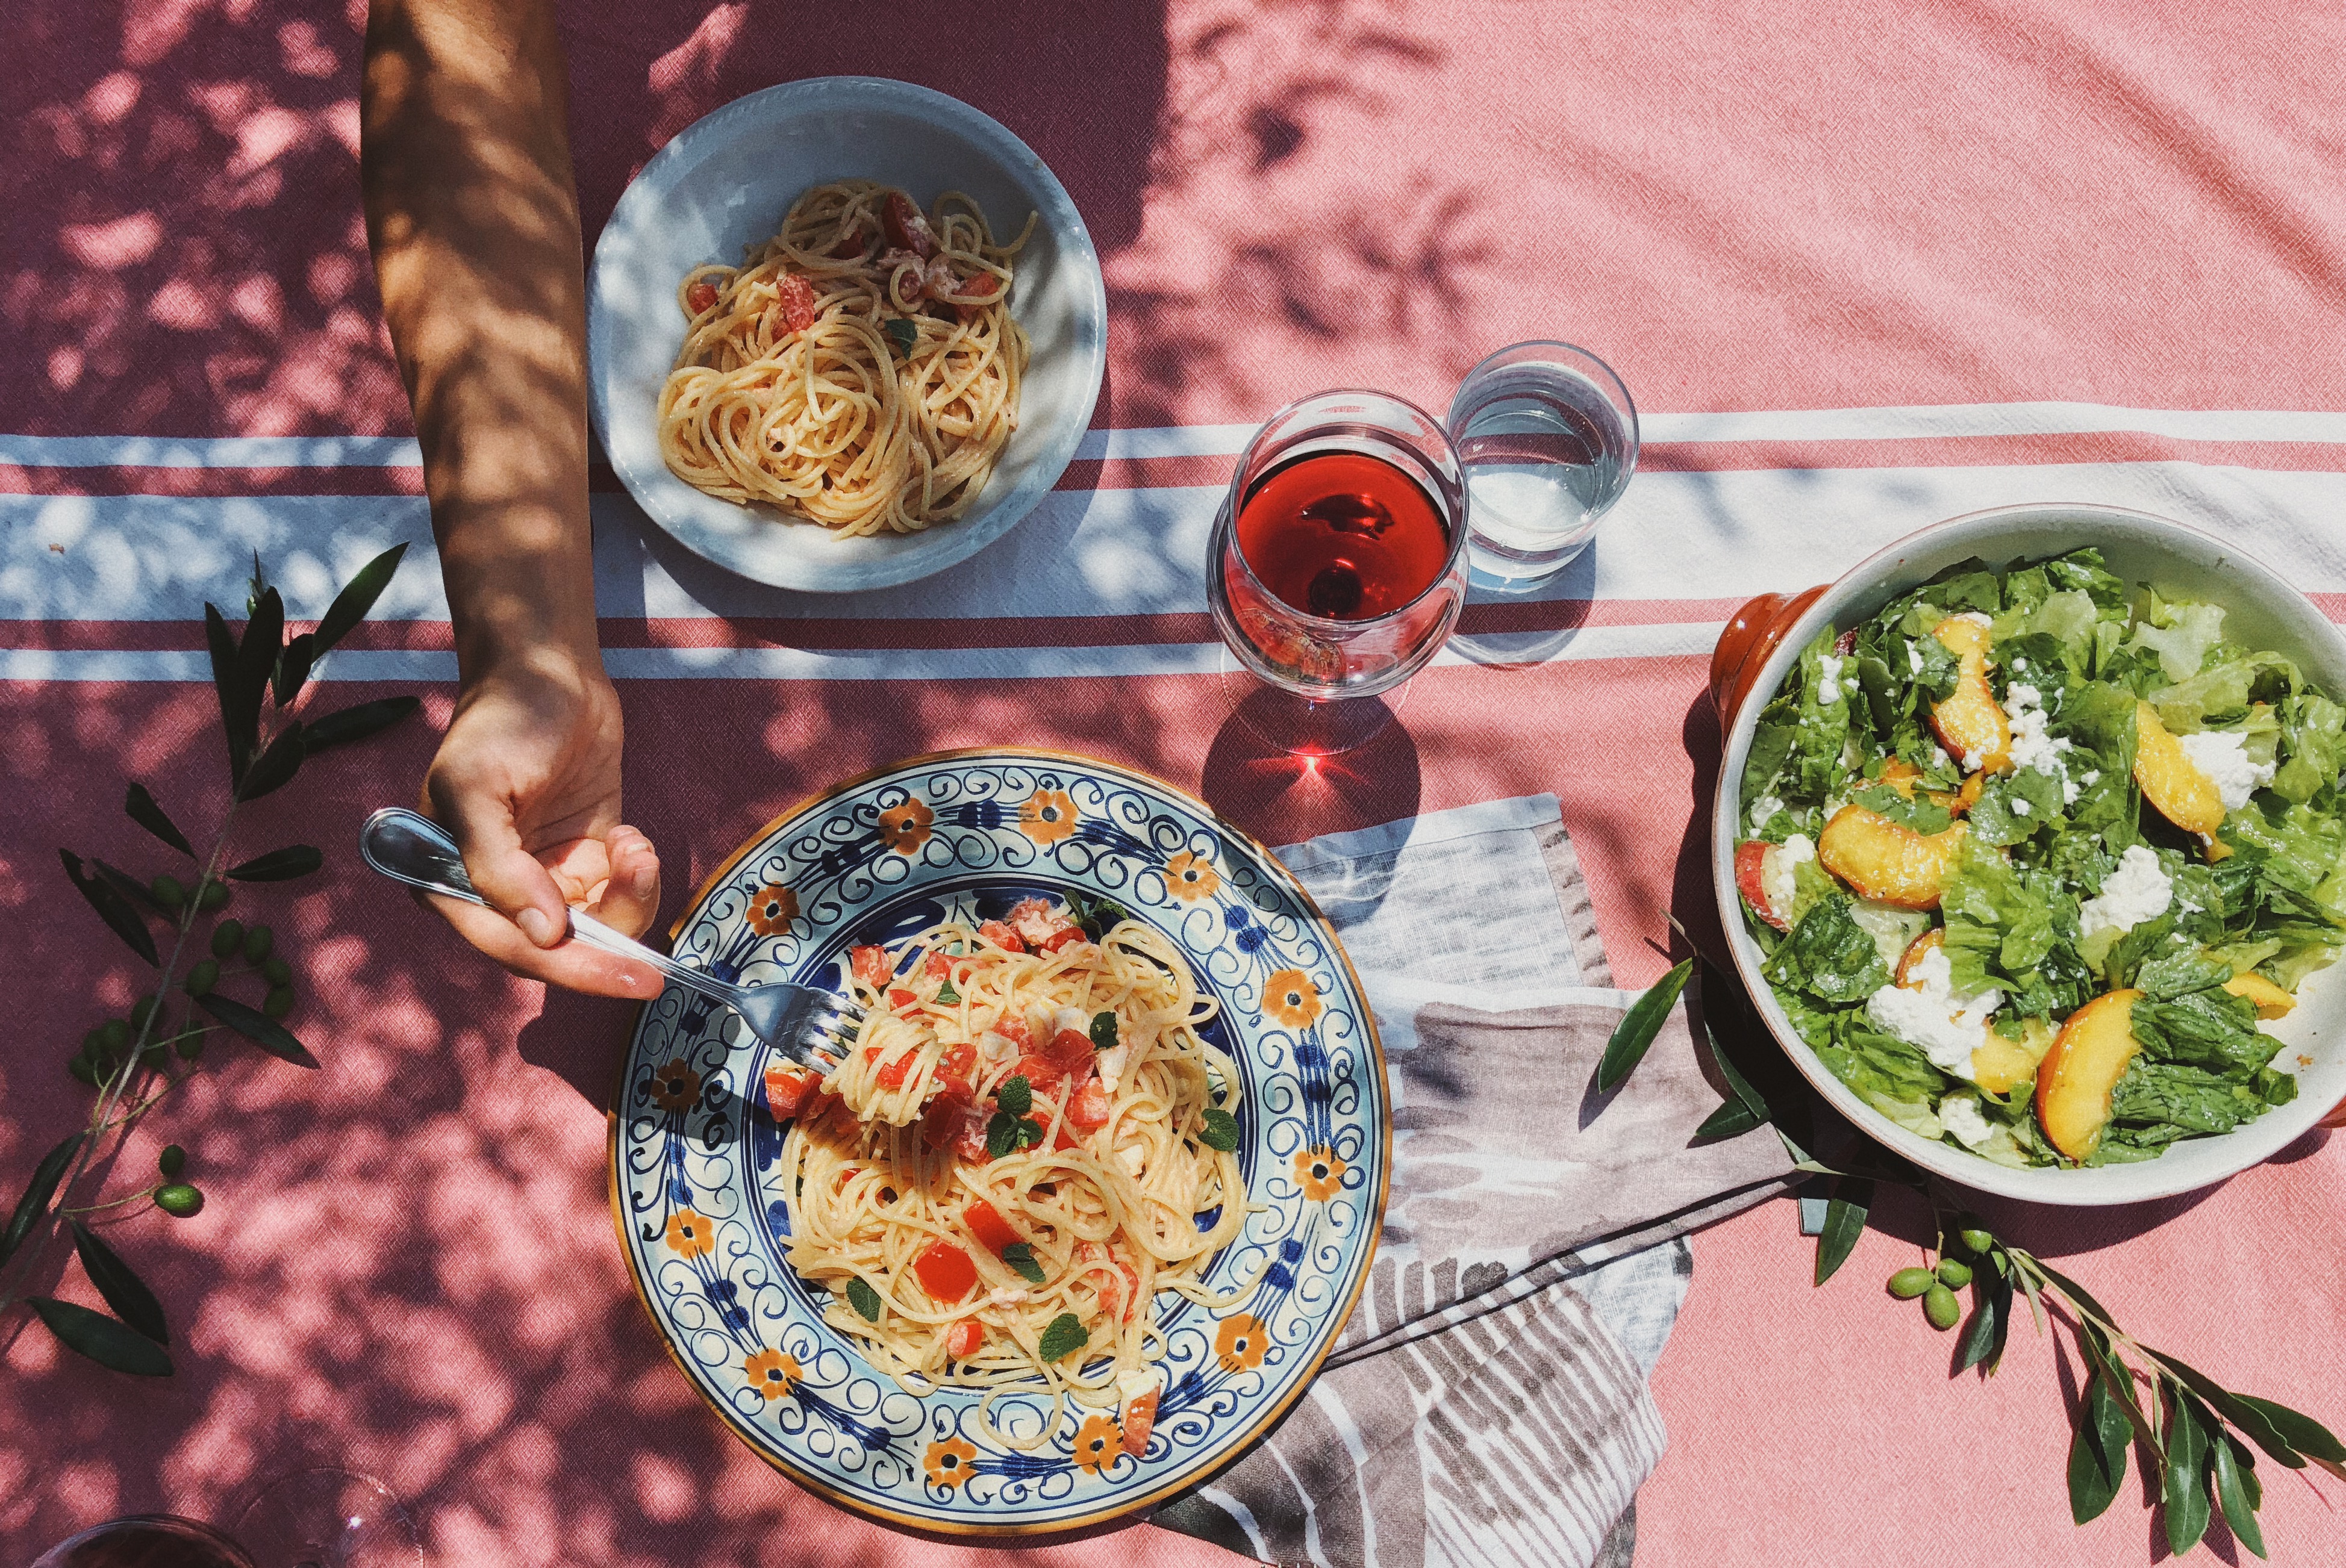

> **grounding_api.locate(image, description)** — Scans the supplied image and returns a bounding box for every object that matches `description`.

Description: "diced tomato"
[913,1240,978,1304]
[945,1318,985,1360]
[1006,898,1067,946]
[775,273,818,333]
[828,219,870,259]
[951,1105,992,1162]
[888,988,918,1009]
[1038,927,1088,953]
[1012,1054,1066,1092]
[1066,1075,1112,1131]
[1052,1117,1081,1152]
[685,279,719,314]
[962,1198,1023,1254]
[876,1053,913,1090]
[763,1064,813,1120]
[1046,1027,1096,1077]
[851,945,893,986]
[934,1041,978,1098]
[922,1090,969,1150]
[996,1013,1034,1050]
[952,270,1000,323]
[978,919,1025,954]
[925,952,952,979]
[882,191,938,258]
[1114,1258,1141,1322]
[1121,1386,1159,1456]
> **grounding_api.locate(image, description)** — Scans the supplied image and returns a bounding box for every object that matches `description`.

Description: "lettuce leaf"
[2273,690,2346,803]
[2108,1061,2268,1136]
[2124,593,2227,683]
[2130,989,2279,1076]
[1765,892,1891,1006]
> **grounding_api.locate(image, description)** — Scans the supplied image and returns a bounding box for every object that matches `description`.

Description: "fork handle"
[359,807,738,1009]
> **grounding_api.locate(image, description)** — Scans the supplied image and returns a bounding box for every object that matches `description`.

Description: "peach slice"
[1876,758,1981,817]
[2035,989,2144,1162]
[2132,702,2225,837]
[1972,1016,2056,1098]
[1893,927,1944,985]
[2223,971,2295,1020]
[1818,806,1967,910]
[1733,840,1789,932]
[1928,617,2011,774]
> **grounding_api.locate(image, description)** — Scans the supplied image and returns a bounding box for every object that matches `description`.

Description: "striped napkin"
[1150,797,1796,1568]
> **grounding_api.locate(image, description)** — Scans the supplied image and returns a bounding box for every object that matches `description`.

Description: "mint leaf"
[1037,1311,1087,1363]
[845,1276,883,1322]
[935,977,960,1005]
[1001,1241,1047,1284]
[882,317,918,356]
[986,1112,1019,1160]
[1090,1011,1118,1051]
[998,1074,1033,1116]
[1199,1107,1240,1151]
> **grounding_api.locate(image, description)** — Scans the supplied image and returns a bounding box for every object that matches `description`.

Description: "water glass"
[1447,341,1638,583]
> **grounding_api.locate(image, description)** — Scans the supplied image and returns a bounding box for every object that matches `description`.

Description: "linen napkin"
[1150,796,1797,1568]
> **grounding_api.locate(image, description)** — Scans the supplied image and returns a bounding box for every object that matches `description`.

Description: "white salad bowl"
[588,77,1107,593]
[1710,503,2346,1206]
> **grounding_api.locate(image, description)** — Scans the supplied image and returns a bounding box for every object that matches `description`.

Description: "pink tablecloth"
[4,1,2344,1563]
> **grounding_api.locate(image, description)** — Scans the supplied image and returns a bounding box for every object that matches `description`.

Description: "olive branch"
[0,548,420,1376]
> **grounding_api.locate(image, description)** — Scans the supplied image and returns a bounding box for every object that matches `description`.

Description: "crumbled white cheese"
[2001,682,2079,802]
[1761,835,1815,921]
[1817,653,1844,691]
[1865,946,2003,1077]
[2011,797,2032,816]
[988,1287,1029,1308]
[1909,642,1925,676]
[1939,1094,1995,1149]
[1931,744,1951,768]
[1953,611,1993,628]
[2011,657,2028,673]
[1115,1144,1147,1177]
[976,1031,1021,1070]
[2080,770,2101,787]
[2079,845,2174,942]
[1748,794,1786,833]
[1052,1005,1093,1039]
[2176,729,2276,812]
[1845,678,1863,698]
[1096,1043,1131,1094]
[1962,749,1985,773]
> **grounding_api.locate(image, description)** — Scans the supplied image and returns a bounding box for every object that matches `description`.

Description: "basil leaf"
[28,1297,172,1377]
[313,543,409,656]
[2068,1367,2130,1523]
[882,317,918,356]
[226,845,323,882]
[997,1074,1033,1116]
[60,850,158,966]
[2163,1390,2213,1555]
[2,1132,83,1266]
[2213,1434,2267,1559]
[70,1221,168,1345]
[1037,1311,1087,1363]
[845,1276,883,1322]
[123,783,193,858]
[1812,1177,1872,1286]
[196,993,319,1068]
[1090,1011,1118,1051]
[1198,1107,1240,1152]
[1001,1241,1046,1285]
[1597,959,1692,1093]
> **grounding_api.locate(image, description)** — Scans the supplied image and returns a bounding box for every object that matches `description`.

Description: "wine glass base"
[1219,667,1407,757]
[234,1470,421,1568]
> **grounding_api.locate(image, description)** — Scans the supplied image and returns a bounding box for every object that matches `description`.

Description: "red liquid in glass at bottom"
[1234,450,1448,620]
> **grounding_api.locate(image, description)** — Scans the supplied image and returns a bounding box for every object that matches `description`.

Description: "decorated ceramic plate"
[609,750,1388,1532]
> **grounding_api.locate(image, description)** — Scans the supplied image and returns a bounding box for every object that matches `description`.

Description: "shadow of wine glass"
[1198,680,1424,859]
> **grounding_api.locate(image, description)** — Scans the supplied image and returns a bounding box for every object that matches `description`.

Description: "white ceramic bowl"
[587,78,1106,593]
[1712,503,2346,1204]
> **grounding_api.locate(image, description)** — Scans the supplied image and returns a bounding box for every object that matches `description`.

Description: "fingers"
[428,775,572,950]
[588,824,663,939]
[423,891,664,999]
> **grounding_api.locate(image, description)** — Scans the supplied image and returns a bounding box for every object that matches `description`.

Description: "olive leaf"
[60,850,158,965]
[1037,1311,1087,1363]
[234,587,285,740]
[2079,1323,2163,1456]
[2232,1393,2346,1481]
[226,845,323,882]
[1000,1241,1047,1286]
[312,543,409,656]
[303,695,420,753]
[1956,1268,2014,1374]
[1,1131,83,1266]
[70,1221,168,1345]
[1694,1013,1771,1137]
[1597,958,1692,1093]
[236,723,305,802]
[1812,1177,1872,1286]
[844,1275,883,1322]
[272,630,317,706]
[2162,1388,2214,1554]
[90,858,159,915]
[2142,1348,2307,1470]
[196,993,318,1068]
[2213,1434,2267,1559]
[2068,1366,2133,1523]
[27,1296,172,1377]
[123,783,193,857]
[205,603,255,783]
[1198,1107,1240,1152]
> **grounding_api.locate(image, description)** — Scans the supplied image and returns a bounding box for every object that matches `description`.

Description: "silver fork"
[358,807,859,1065]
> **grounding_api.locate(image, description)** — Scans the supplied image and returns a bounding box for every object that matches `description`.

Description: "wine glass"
[32,1470,420,1568]
[1206,389,1469,754]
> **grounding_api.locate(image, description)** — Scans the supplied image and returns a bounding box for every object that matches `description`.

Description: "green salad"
[1733,548,2346,1168]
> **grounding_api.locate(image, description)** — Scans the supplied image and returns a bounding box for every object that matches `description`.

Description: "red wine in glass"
[1234,449,1450,621]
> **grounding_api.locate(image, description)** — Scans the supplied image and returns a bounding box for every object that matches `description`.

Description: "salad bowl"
[1710,503,2346,1205]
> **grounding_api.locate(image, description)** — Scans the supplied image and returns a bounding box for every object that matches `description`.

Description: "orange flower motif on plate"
[878,798,934,854]
[1164,851,1220,901]
[1294,1145,1347,1202]
[1018,788,1079,845]
[647,1059,702,1114]
[925,1436,979,1489]
[744,1347,801,1400]
[1214,1313,1269,1373]
[1262,969,1323,1028]
[1072,1414,1122,1473]
[664,1209,715,1260]
[746,885,799,936]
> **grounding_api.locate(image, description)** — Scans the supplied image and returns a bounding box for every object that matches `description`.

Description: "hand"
[420,651,663,997]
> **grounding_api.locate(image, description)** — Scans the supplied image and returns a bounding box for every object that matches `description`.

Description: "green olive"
[173,1029,207,1062]
[211,919,246,960]
[154,1183,205,1218]
[242,924,274,963]
[197,880,230,912]
[1887,1267,1935,1299]
[98,1019,133,1053]
[128,996,159,1030]
[67,1055,97,1086]
[184,959,220,997]
[149,874,186,909]
[262,957,293,986]
[158,1143,186,1177]
[264,986,295,1020]
[1959,1227,1997,1255]
[1923,1283,1961,1330]
[1936,1258,1974,1289]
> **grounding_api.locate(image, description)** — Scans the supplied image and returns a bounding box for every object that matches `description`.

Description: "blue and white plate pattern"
[610,750,1389,1532]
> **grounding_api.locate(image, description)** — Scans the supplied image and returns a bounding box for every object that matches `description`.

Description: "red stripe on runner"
[0,464,426,497]
[1640,434,2346,474]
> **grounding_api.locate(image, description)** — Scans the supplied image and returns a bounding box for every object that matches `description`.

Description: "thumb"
[434,787,570,950]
